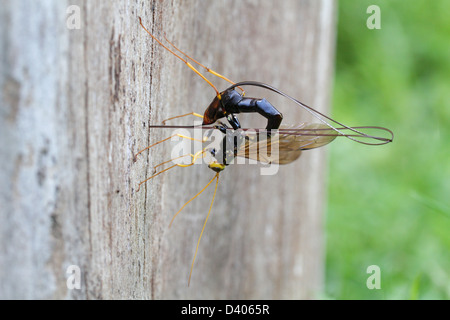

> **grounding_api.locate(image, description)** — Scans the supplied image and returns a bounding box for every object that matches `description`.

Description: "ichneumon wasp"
[135,17,393,286]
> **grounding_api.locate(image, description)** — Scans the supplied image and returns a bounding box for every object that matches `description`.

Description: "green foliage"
[326,0,450,300]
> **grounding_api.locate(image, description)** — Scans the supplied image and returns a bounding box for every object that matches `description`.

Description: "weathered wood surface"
[0,0,335,299]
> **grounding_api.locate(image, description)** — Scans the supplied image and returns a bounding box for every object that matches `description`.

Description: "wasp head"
[202,95,226,125]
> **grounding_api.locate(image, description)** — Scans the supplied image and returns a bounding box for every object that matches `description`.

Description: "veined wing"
[236,123,337,165]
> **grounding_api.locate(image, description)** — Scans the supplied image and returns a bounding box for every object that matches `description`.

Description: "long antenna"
[138,17,222,98]
[168,173,218,228]
[188,173,220,286]
[225,81,394,145]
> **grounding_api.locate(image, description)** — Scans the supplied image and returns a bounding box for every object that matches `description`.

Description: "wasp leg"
[161,112,204,125]
[134,132,207,161]
[163,35,245,96]
[136,148,207,192]
[187,172,220,286]
[152,154,192,173]
[226,114,241,130]
[139,18,221,98]
[213,121,230,134]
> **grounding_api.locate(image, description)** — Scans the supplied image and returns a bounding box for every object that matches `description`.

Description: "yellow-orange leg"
[138,153,219,286]
[139,17,222,99]
[163,35,245,96]
[134,132,207,161]
[187,172,220,286]
[162,112,204,125]
[136,148,207,192]
[135,131,209,191]
[152,153,192,173]
[135,121,220,286]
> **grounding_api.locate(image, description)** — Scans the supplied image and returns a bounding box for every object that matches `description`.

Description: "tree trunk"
[0,0,336,299]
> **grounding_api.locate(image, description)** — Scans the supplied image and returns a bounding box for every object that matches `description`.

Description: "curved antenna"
[138,17,221,98]
[225,81,394,145]
[162,34,245,95]
[188,172,220,286]
[168,171,217,228]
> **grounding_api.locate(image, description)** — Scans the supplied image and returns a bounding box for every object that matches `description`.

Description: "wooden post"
[0,0,335,299]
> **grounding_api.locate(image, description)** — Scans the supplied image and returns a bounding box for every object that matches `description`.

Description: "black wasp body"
[202,88,283,167]
[136,18,394,287]
[202,88,283,131]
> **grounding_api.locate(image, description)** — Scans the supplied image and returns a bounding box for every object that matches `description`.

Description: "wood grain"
[0,0,336,299]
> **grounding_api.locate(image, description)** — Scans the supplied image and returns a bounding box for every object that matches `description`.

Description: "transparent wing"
[236,123,337,165]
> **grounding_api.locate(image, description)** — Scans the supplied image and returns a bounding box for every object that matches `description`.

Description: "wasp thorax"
[202,89,243,125]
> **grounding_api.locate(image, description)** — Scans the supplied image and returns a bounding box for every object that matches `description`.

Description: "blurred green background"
[326,0,450,299]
